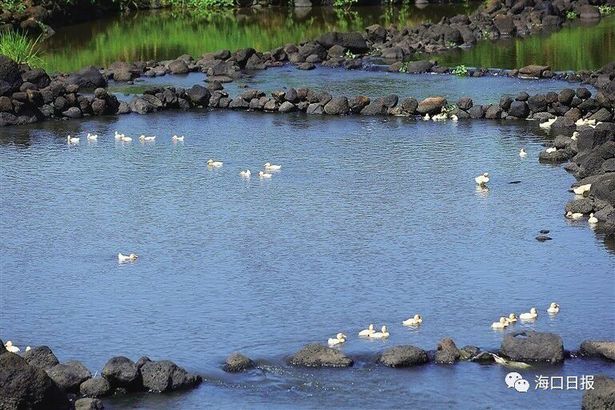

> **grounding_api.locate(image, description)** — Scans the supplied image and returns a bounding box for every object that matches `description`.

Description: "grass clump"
[452,64,468,76]
[566,10,578,20]
[0,31,44,67]
[164,0,235,9]
[333,0,358,13]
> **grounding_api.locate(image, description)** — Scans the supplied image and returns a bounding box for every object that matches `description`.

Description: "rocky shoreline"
[2,335,613,409]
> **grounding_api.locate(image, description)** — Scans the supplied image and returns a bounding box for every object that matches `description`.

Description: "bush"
[333,0,358,12]
[598,5,615,16]
[452,64,468,77]
[164,0,235,8]
[0,0,26,13]
[566,10,578,20]
[0,31,44,67]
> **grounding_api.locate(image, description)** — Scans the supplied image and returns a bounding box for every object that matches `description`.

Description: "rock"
[471,351,495,363]
[297,62,315,70]
[284,88,298,103]
[46,361,92,393]
[365,24,387,43]
[129,97,156,114]
[21,68,50,89]
[417,96,447,115]
[559,88,575,105]
[360,97,388,115]
[140,360,202,393]
[62,107,82,119]
[589,108,613,122]
[398,97,418,115]
[539,148,574,163]
[316,32,368,53]
[23,346,59,370]
[306,103,323,114]
[518,65,550,79]
[166,59,189,75]
[580,341,615,361]
[324,96,349,115]
[287,344,353,368]
[578,5,601,20]
[459,346,481,361]
[582,376,615,410]
[550,117,576,136]
[349,95,370,113]
[536,235,552,242]
[494,14,515,36]
[468,105,484,119]
[554,135,573,149]
[0,353,68,409]
[380,47,404,60]
[508,101,529,118]
[379,346,428,367]
[80,377,111,398]
[501,331,564,363]
[224,353,255,373]
[577,87,592,99]
[403,60,433,73]
[434,338,461,364]
[527,94,547,112]
[67,66,107,89]
[457,96,473,110]
[278,101,295,113]
[75,398,104,410]
[102,356,141,390]
[234,48,256,67]
[485,104,503,119]
[0,55,23,94]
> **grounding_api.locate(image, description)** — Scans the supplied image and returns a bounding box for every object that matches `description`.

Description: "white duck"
[519,148,527,158]
[566,211,583,220]
[139,135,156,142]
[402,314,423,326]
[118,253,138,263]
[264,162,281,171]
[573,184,591,196]
[120,135,132,143]
[475,172,490,187]
[431,112,448,122]
[422,114,430,121]
[575,118,596,127]
[545,147,557,153]
[4,340,20,353]
[571,131,579,141]
[505,313,517,324]
[539,118,556,130]
[114,131,124,140]
[369,325,390,339]
[450,114,458,122]
[86,133,98,141]
[25,346,31,352]
[327,333,347,347]
[588,213,598,224]
[258,171,272,179]
[67,135,80,144]
[491,317,509,330]
[547,302,560,314]
[358,324,375,337]
[172,135,184,142]
[239,170,251,178]
[207,159,223,168]
[519,307,538,321]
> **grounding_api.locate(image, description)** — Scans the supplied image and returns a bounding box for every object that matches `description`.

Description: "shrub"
[164,0,235,9]
[0,31,44,67]
[566,10,578,20]
[0,0,26,13]
[333,0,358,13]
[598,5,615,16]
[452,64,468,77]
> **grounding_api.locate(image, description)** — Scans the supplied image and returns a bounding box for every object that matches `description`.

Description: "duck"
[491,317,509,330]
[491,353,531,369]
[588,213,598,224]
[575,118,596,127]
[402,314,423,327]
[86,133,98,141]
[172,135,184,142]
[431,112,448,122]
[114,131,124,140]
[519,307,538,321]
[25,346,31,352]
[422,114,430,121]
[120,135,132,143]
[139,135,156,142]
[358,324,375,337]
[369,325,389,339]
[207,159,223,168]
[571,131,579,141]
[450,114,458,122]
[4,341,20,353]
[547,302,560,314]
[566,211,583,220]
[573,184,591,196]
[475,172,489,187]
[67,135,80,144]
[539,118,556,130]
[239,170,251,178]
[519,148,527,158]
[327,333,347,347]
[505,313,517,324]
[264,162,281,171]
[258,171,272,179]
[118,253,138,263]
[545,147,557,153]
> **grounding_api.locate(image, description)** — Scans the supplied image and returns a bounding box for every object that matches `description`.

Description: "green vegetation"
[344,49,358,60]
[399,62,409,73]
[333,0,358,13]
[451,64,468,76]
[566,10,578,20]
[0,31,44,67]
[598,5,615,16]
[164,0,235,9]
[0,0,26,13]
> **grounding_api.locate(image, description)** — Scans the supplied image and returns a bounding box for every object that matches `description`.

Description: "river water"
[1,98,614,407]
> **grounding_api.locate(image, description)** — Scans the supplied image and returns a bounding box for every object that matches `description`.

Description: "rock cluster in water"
[0,339,201,410]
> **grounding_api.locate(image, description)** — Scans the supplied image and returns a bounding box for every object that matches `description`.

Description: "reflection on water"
[1,111,613,409]
[41,3,478,72]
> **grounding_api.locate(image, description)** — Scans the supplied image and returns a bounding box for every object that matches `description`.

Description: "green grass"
[164,0,236,9]
[0,31,44,68]
[0,0,26,13]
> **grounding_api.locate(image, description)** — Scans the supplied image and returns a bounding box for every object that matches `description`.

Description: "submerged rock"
[501,331,564,363]
[75,397,104,410]
[582,376,615,410]
[287,344,353,368]
[579,340,615,361]
[379,346,428,368]
[140,360,202,393]
[224,353,255,373]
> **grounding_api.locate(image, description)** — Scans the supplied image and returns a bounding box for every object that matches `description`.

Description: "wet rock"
[0,96,13,112]
[0,55,23,94]
[245,53,266,70]
[578,5,601,20]
[580,341,615,361]
[403,60,433,73]
[316,32,368,53]
[589,108,613,122]
[224,353,255,373]
[536,235,552,242]
[434,338,461,364]
[380,47,404,60]
[459,346,480,361]
[23,346,59,371]
[365,24,387,43]
[80,377,111,398]
[577,87,592,99]
[508,101,529,118]
[75,398,104,410]
[234,48,256,68]
[166,59,189,75]
[397,97,418,115]
[0,352,68,409]
[21,68,50,89]
[539,148,574,163]
[501,331,564,363]
[287,344,353,368]
[565,198,595,214]
[129,96,157,115]
[468,105,484,119]
[46,361,92,393]
[349,95,370,113]
[102,356,141,391]
[297,62,316,70]
[360,97,389,115]
[494,14,515,36]
[278,101,295,113]
[485,104,503,119]
[306,103,323,114]
[324,96,349,115]
[550,117,576,136]
[140,360,202,393]
[67,66,107,89]
[229,98,250,109]
[379,346,428,368]
[417,96,447,115]
[582,376,615,410]
[117,101,130,114]
[527,94,547,112]
[470,351,495,363]
[62,107,82,119]
[456,96,473,110]
[518,65,550,79]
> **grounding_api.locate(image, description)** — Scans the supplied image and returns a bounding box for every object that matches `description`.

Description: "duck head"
[530,307,537,314]
[508,313,517,320]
